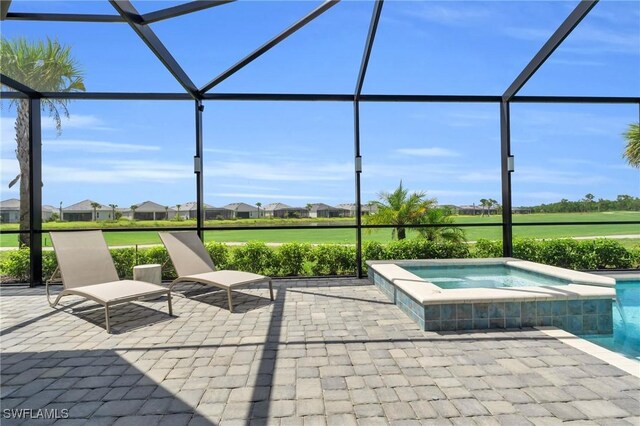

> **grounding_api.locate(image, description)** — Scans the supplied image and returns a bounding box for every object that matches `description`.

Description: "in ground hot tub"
[367,258,615,334]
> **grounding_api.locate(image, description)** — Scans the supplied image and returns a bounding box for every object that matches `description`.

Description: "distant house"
[224,202,260,219]
[456,204,497,216]
[42,205,57,221]
[1,199,63,222]
[308,203,348,218]
[124,201,175,221]
[182,202,234,220]
[335,203,378,217]
[263,203,308,218]
[512,207,532,214]
[63,199,112,221]
[0,199,20,223]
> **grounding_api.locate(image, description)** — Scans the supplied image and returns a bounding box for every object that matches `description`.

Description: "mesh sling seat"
[48,231,173,333]
[159,231,273,312]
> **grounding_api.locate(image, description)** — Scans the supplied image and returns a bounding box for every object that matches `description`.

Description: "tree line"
[525,194,640,213]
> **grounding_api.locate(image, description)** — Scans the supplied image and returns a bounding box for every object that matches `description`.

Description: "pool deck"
[1,279,639,425]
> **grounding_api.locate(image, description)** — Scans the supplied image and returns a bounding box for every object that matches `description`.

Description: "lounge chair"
[159,231,273,312]
[48,230,172,333]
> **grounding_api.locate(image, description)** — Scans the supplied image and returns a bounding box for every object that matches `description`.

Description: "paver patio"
[1,279,638,425]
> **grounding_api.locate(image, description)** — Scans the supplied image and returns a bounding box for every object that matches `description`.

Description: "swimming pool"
[405,264,571,289]
[581,278,640,360]
[367,258,616,333]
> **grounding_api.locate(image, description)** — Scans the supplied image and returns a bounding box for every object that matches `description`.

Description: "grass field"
[1,211,638,248]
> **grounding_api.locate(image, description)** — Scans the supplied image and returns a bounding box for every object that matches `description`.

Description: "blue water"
[581,279,640,360]
[405,264,570,289]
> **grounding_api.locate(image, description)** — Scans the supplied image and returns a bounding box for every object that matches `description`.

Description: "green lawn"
[0,211,638,248]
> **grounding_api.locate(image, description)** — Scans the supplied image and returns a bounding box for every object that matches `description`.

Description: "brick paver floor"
[1,279,638,425]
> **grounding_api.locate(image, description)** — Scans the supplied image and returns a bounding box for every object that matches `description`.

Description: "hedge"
[1,238,637,282]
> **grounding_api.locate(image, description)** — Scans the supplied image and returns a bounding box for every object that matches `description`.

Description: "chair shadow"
[67,299,174,334]
[172,283,273,314]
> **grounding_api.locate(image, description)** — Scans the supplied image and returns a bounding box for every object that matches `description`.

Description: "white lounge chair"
[159,231,273,312]
[48,230,173,333]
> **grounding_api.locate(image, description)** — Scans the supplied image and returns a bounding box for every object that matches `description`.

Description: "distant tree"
[90,202,102,221]
[175,204,182,221]
[583,193,595,212]
[108,204,117,220]
[1,37,85,247]
[256,202,262,218]
[48,212,59,222]
[130,205,138,220]
[164,206,169,220]
[365,181,436,240]
[623,123,640,168]
[488,199,498,216]
[479,198,488,216]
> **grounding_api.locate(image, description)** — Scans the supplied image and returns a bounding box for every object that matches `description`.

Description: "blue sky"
[1,0,639,209]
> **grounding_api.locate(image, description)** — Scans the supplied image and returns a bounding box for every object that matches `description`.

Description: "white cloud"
[402,4,493,26]
[518,191,565,200]
[565,25,640,55]
[208,193,327,201]
[457,171,501,183]
[502,26,553,41]
[396,147,460,157]
[516,167,610,186]
[216,183,280,191]
[41,114,113,131]
[427,189,490,197]
[42,160,192,184]
[547,58,605,67]
[43,139,160,153]
[205,160,352,182]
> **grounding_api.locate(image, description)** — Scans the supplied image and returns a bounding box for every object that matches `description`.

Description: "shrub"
[576,239,633,269]
[0,248,30,282]
[513,239,542,262]
[140,246,176,280]
[230,241,277,275]
[205,242,231,270]
[42,251,58,281]
[473,239,502,258]
[362,241,388,273]
[110,248,137,279]
[309,244,356,275]
[538,239,579,269]
[276,243,311,276]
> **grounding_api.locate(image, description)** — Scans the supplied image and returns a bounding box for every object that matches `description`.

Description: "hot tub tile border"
[369,268,613,335]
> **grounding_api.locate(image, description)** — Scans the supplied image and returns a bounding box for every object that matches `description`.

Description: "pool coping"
[537,326,640,378]
[367,258,616,306]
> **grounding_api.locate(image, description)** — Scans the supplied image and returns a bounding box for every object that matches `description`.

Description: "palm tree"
[365,181,435,240]
[130,205,138,220]
[164,206,169,220]
[90,202,102,222]
[255,202,262,218]
[1,37,85,246]
[479,199,488,217]
[488,198,498,216]
[489,199,500,215]
[175,204,182,220]
[417,207,466,244]
[108,204,117,221]
[623,123,640,168]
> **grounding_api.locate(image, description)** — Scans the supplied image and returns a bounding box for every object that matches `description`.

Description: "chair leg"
[104,305,111,334]
[167,292,173,316]
[268,280,274,301]
[227,288,233,313]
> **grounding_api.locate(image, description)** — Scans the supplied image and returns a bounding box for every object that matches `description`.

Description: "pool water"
[405,264,570,289]
[582,280,640,360]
